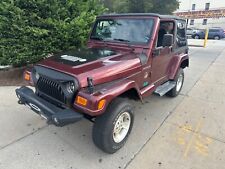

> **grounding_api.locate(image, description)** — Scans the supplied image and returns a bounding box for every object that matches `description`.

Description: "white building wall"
[178,0,225,11]
[193,18,225,29]
[176,0,225,29]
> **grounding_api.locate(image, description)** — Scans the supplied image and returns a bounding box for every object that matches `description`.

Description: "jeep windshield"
[90,18,154,44]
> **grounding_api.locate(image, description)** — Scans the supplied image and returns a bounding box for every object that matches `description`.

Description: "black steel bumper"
[15,86,83,127]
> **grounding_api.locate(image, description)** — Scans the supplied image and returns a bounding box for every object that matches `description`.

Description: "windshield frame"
[89,16,156,46]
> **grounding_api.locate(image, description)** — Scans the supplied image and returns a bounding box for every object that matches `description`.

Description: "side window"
[192,4,196,10]
[157,21,175,47]
[190,19,194,25]
[209,29,217,33]
[202,19,208,25]
[176,20,187,48]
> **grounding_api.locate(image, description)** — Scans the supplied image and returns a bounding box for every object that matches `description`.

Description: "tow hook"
[18,100,24,104]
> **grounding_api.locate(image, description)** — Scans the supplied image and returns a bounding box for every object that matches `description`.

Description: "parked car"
[186,27,199,35]
[192,28,225,40]
[15,13,189,154]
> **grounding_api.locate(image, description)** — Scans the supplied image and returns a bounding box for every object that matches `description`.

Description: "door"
[151,21,175,85]
[208,29,214,39]
[151,47,172,84]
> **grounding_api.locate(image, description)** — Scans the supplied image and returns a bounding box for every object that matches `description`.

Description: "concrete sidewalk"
[0,40,225,169]
[127,42,225,169]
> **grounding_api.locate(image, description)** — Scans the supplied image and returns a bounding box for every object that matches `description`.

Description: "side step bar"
[154,81,176,96]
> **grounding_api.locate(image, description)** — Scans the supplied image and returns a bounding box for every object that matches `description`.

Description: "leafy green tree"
[0,0,105,66]
[150,0,179,14]
[102,0,179,14]
[127,0,154,13]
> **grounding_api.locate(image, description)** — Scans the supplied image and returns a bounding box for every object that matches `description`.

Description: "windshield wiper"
[113,38,130,42]
[90,36,103,41]
[113,38,135,51]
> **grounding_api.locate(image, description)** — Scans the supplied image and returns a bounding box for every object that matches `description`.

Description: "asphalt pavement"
[0,40,225,169]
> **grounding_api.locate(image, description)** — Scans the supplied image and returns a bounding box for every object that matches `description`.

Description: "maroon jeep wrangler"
[16,13,188,153]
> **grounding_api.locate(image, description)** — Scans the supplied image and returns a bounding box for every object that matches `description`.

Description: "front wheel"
[166,68,184,97]
[92,98,134,154]
[194,35,200,39]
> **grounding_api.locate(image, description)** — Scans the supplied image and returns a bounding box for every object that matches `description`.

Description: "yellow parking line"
[183,119,203,158]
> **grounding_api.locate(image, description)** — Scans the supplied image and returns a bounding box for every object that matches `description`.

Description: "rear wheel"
[166,68,184,97]
[92,98,134,154]
[214,35,220,40]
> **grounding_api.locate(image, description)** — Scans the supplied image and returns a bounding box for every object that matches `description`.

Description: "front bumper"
[15,87,83,127]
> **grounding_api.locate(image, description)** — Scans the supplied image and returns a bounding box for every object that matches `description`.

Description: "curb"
[0,67,27,86]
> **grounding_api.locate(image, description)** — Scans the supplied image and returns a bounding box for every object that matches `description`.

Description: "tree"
[150,0,179,14]
[0,0,106,66]
[102,0,179,14]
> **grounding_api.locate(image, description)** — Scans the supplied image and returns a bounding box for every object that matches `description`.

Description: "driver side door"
[151,21,175,85]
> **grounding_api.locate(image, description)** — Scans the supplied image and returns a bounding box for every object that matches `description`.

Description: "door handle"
[153,47,163,57]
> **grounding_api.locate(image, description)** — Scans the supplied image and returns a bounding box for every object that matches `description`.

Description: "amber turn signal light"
[98,99,106,110]
[24,71,31,81]
[76,96,87,106]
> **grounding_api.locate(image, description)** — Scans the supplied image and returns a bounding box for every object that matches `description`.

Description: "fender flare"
[168,53,189,80]
[103,79,143,103]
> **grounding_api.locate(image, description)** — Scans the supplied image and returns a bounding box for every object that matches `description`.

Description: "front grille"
[36,76,66,104]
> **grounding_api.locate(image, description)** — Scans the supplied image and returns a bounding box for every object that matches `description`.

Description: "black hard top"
[98,13,185,21]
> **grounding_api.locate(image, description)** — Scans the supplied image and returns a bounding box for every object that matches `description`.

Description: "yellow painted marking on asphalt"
[175,124,191,146]
[195,140,208,156]
[175,119,213,157]
[183,119,202,158]
[194,135,213,156]
[181,125,192,132]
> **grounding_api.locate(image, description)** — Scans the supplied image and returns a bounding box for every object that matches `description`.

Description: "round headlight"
[66,82,76,93]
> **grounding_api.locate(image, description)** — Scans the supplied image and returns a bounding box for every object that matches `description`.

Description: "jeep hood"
[38,48,142,88]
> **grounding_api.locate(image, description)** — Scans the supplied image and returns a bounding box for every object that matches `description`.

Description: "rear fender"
[168,53,189,80]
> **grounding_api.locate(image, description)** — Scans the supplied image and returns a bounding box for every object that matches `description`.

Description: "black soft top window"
[176,20,187,48]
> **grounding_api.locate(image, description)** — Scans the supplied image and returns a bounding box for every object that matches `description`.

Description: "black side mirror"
[162,34,173,47]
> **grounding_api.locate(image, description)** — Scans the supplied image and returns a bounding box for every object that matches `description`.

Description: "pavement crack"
[124,112,171,169]
[186,47,225,97]
[0,125,47,151]
[124,46,225,168]
[124,96,186,169]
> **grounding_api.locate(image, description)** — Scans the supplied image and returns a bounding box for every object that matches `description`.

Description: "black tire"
[194,35,200,39]
[92,98,134,154]
[214,35,220,40]
[166,68,184,97]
